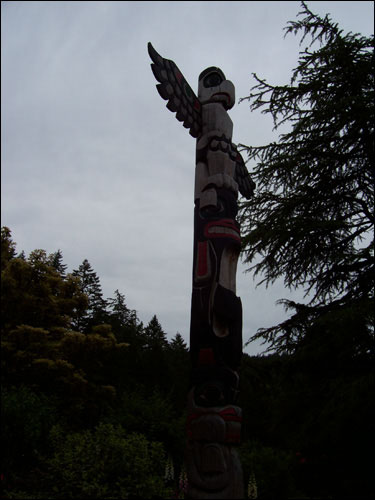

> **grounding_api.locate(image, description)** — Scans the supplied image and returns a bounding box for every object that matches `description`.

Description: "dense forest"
[1,226,373,499]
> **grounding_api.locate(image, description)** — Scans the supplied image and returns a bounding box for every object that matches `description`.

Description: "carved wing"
[148,42,202,138]
[232,147,256,199]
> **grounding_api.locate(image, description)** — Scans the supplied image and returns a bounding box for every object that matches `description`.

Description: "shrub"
[48,422,169,498]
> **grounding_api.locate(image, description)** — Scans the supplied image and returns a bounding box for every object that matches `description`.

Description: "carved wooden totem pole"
[148,43,255,499]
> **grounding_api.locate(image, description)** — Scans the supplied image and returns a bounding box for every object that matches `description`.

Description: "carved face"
[190,187,243,375]
[198,67,235,110]
[186,391,244,498]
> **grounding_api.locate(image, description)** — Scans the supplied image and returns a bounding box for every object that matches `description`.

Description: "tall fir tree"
[107,289,138,329]
[1,226,16,271]
[168,332,188,352]
[48,249,67,278]
[144,315,168,351]
[106,289,143,345]
[72,259,107,332]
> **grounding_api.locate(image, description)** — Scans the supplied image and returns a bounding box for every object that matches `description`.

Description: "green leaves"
[48,423,168,499]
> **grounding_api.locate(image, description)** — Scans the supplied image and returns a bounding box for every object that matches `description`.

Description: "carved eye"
[200,199,224,219]
[203,72,223,88]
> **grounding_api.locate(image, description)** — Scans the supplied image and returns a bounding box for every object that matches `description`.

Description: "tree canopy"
[239,1,374,353]
[1,226,189,498]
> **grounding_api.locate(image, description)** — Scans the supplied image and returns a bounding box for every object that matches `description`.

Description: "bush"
[47,422,169,498]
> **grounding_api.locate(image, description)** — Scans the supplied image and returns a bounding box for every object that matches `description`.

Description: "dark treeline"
[1,227,189,499]
[1,226,373,499]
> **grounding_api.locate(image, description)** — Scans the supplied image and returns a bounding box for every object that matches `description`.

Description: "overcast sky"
[2,1,374,355]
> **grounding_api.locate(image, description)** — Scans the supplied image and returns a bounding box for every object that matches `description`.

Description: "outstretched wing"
[148,42,202,139]
[232,146,256,199]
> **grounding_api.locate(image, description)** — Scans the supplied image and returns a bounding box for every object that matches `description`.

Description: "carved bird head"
[198,67,235,110]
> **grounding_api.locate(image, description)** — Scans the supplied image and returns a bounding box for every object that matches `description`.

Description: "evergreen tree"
[106,289,144,350]
[72,259,107,332]
[239,2,374,353]
[168,332,188,352]
[1,226,16,270]
[48,249,67,277]
[107,289,138,329]
[144,315,168,351]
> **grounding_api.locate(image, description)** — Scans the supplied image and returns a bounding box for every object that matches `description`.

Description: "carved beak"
[210,92,232,109]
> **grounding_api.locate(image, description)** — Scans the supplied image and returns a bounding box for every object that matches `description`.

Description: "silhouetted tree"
[72,259,108,332]
[48,249,67,277]
[239,1,374,353]
[144,315,168,351]
[1,226,16,270]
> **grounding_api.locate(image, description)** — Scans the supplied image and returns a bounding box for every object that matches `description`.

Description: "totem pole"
[148,43,255,499]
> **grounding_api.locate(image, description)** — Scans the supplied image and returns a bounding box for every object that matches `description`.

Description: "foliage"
[1,248,87,333]
[236,9,374,495]
[47,423,169,499]
[1,223,374,498]
[236,7,374,495]
[72,259,108,332]
[110,389,186,462]
[48,249,67,277]
[1,226,16,270]
[144,314,169,350]
[106,289,140,338]
[0,227,185,498]
[238,1,374,353]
